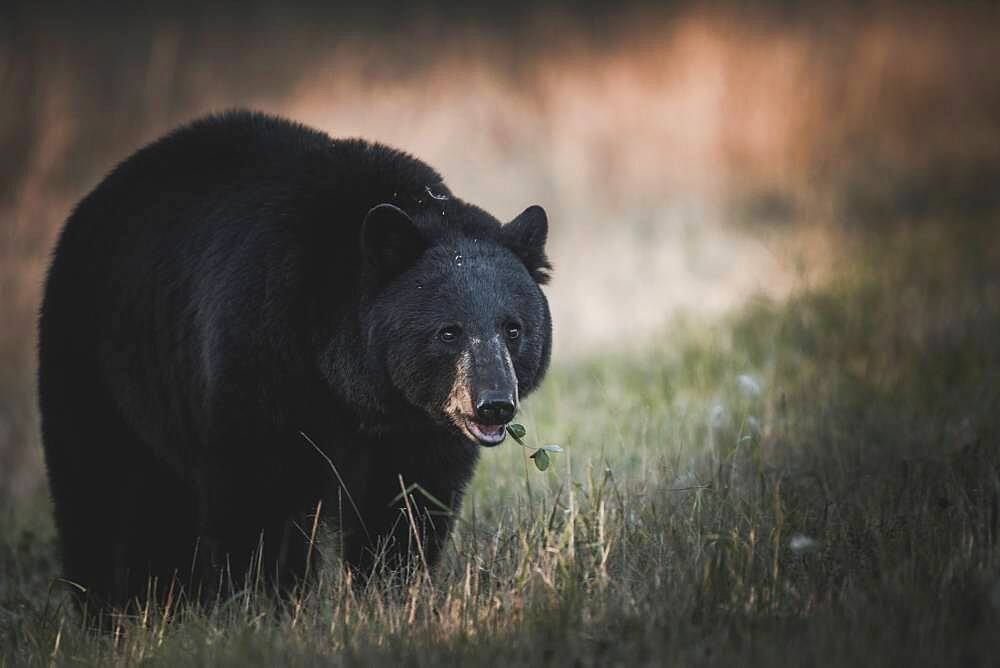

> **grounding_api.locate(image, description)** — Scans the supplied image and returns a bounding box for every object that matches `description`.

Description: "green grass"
[2,222,999,666]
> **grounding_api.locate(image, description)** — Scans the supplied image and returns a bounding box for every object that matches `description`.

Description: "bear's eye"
[439,325,462,343]
[505,323,522,341]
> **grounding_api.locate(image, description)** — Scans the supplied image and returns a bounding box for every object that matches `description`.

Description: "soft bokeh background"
[2,1,998,499]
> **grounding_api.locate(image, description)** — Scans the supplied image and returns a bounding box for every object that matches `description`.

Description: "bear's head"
[359,198,552,446]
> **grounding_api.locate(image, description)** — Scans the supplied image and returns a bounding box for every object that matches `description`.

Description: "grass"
[1,221,999,666]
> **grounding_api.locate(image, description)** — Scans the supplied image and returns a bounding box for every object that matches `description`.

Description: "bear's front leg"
[192,448,318,600]
[342,437,478,582]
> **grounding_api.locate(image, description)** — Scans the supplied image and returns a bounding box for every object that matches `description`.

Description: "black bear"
[38,110,552,612]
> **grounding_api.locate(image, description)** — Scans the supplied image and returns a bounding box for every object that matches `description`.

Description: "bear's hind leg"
[39,365,197,616]
[39,375,137,614]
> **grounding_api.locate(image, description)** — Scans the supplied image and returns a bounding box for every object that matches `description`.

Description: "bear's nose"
[474,391,516,426]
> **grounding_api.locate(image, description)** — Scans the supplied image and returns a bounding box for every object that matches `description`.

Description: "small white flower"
[737,374,762,397]
[710,403,726,427]
[789,533,820,554]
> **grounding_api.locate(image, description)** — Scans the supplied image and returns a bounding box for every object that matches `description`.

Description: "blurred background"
[2,1,998,500]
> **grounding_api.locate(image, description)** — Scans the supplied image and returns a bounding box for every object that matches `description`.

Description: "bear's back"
[49,110,448,306]
[73,110,442,234]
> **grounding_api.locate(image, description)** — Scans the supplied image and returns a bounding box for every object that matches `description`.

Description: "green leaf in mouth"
[506,423,527,443]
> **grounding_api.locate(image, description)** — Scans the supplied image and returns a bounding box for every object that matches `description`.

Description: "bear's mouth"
[464,418,507,447]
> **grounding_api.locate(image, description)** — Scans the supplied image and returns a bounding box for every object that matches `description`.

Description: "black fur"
[37,110,552,612]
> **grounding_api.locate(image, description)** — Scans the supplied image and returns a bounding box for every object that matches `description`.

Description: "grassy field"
[2,4,999,665]
[1,220,997,666]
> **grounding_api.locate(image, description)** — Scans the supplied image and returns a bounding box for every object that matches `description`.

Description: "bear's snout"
[474,390,516,426]
[443,334,522,446]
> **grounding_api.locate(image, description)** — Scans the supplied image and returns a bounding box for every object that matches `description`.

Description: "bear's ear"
[502,205,551,285]
[362,204,426,278]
